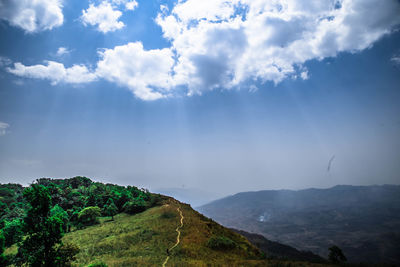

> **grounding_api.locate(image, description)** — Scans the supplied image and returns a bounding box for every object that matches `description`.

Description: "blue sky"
[0,0,400,199]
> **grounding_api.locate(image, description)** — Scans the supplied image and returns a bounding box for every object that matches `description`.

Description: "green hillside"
[61,198,268,266]
[1,177,330,266]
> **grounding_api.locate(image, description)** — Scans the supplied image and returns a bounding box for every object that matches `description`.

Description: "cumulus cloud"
[56,47,71,57]
[6,42,173,100]
[81,0,138,33]
[4,0,400,100]
[81,2,125,33]
[0,0,63,33]
[96,42,174,100]
[156,0,400,95]
[0,122,9,136]
[124,1,138,11]
[7,61,97,85]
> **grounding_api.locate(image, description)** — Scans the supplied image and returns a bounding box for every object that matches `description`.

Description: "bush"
[78,206,101,226]
[87,261,108,267]
[207,236,236,250]
[103,198,118,220]
[123,199,148,215]
[56,242,80,266]
[2,219,23,247]
[160,212,176,219]
[328,245,347,263]
[0,230,7,266]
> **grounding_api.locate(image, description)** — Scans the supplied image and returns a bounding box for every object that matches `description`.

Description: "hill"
[198,185,400,264]
[1,177,330,266]
[231,229,326,263]
[59,199,270,266]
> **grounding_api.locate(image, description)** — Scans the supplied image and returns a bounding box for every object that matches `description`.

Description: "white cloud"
[96,42,174,100]
[81,2,125,33]
[6,42,174,100]
[391,54,400,65]
[0,56,11,67]
[124,1,138,11]
[0,0,63,33]
[4,0,400,101]
[56,47,71,57]
[0,122,9,136]
[156,0,400,95]
[7,61,97,85]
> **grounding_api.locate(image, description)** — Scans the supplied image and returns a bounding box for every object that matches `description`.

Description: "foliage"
[0,177,168,265]
[206,236,237,250]
[16,184,65,266]
[56,242,80,266]
[103,199,118,220]
[2,218,23,247]
[328,245,347,263]
[78,206,101,226]
[50,205,69,232]
[0,230,7,266]
[87,261,108,267]
[123,198,149,215]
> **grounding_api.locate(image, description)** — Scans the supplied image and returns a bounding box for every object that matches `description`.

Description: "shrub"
[207,236,236,250]
[328,245,347,263]
[56,242,80,266]
[160,212,176,219]
[2,218,23,247]
[0,230,7,266]
[78,206,101,226]
[87,261,108,267]
[103,198,118,220]
[123,199,148,215]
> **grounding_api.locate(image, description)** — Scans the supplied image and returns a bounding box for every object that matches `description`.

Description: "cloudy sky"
[0,0,400,198]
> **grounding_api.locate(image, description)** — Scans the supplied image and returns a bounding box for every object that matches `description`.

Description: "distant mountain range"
[198,185,400,264]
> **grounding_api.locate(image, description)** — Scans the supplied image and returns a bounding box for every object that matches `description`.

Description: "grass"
[62,198,268,266]
[5,197,331,266]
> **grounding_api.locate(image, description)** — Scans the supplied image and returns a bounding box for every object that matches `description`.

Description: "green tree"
[328,245,347,264]
[0,201,8,218]
[17,184,65,266]
[122,198,148,215]
[2,219,23,247]
[103,199,118,221]
[50,205,69,233]
[78,206,101,226]
[0,230,7,266]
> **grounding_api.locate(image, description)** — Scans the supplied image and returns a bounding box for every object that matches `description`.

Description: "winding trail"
[162,206,184,267]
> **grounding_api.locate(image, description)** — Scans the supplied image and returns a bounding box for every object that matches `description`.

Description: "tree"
[50,205,69,233]
[103,199,118,221]
[122,198,148,215]
[17,184,65,266]
[78,206,101,226]
[0,230,7,266]
[328,245,347,264]
[2,219,23,247]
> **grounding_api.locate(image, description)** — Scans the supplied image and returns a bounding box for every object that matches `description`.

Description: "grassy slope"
[6,197,329,266]
[63,198,269,266]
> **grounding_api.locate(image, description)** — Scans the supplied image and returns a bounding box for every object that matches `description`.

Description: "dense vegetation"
[0,176,161,266]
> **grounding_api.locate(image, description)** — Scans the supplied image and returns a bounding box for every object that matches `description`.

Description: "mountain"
[198,185,400,264]
[231,229,326,263]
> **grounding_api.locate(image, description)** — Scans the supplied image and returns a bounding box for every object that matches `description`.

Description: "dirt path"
[162,206,184,267]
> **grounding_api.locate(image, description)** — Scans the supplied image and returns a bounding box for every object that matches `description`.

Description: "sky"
[0,0,400,200]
